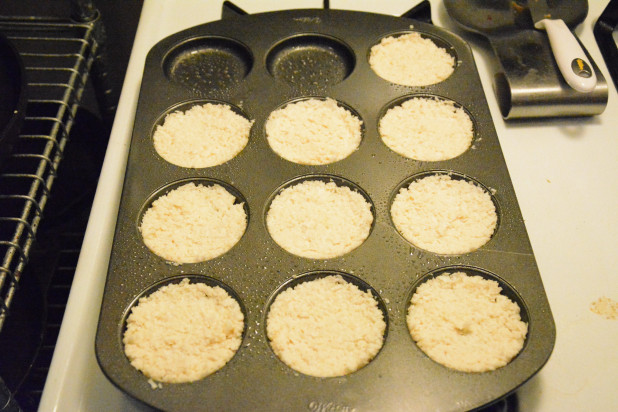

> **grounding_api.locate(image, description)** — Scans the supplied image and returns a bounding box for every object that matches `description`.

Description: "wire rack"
[0,15,103,333]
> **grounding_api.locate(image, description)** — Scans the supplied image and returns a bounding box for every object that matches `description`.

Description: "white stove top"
[39,1,618,411]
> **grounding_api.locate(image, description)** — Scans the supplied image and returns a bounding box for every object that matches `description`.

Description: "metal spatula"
[444,0,607,118]
[529,0,597,92]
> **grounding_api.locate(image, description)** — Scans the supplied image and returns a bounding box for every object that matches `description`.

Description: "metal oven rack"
[0,5,112,408]
[0,9,109,333]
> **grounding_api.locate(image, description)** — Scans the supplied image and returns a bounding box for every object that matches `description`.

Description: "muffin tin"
[95,9,555,412]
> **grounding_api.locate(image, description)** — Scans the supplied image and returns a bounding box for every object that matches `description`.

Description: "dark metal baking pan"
[95,9,555,412]
[0,32,27,169]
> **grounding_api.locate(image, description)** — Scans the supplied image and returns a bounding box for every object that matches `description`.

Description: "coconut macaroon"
[123,278,244,383]
[379,97,473,161]
[265,98,362,165]
[391,174,496,254]
[267,275,386,377]
[153,102,253,168]
[266,179,373,259]
[140,182,247,264]
[407,272,527,372]
[369,32,455,86]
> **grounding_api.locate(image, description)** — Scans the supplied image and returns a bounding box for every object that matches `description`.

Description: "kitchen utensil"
[445,0,608,118]
[530,0,596,92]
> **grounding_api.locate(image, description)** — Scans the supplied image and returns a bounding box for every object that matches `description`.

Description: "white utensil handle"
[535,18,597,93]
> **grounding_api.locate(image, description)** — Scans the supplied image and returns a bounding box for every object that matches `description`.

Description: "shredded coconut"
[407,272,527,372]
[123,278,244,383]
[379,97,473,161]
[140,182,247,263]
[267,275,385,377]
[265,98,362,165]
[266,180,373,259]
[369,32,455,86]
[153,102,253,168]
[391,174,497,254]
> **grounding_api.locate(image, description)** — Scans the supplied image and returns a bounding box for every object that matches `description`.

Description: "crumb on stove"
[590,296,618,320]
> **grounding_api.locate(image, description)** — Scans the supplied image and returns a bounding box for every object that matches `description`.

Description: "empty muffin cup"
[163,36,253,91]
[267,34,355,88]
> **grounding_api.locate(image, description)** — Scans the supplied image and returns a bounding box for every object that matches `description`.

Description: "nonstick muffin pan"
[95,9,556,412]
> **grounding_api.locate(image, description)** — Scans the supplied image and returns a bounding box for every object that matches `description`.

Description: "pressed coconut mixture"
[140,182,247,264]
[267,275,386,377]
[407,272,527,372]
[369,32,455,86]
[265,98,362,165]
[379,97,473,161]
[153,102,253,168]
[390,174,497,254]
[266,180,373,259]
[123,278,244,383]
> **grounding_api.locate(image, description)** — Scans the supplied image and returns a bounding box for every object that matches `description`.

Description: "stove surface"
[39,1,618,412]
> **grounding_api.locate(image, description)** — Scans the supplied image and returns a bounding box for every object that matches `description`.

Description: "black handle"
[594,0,618,90]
